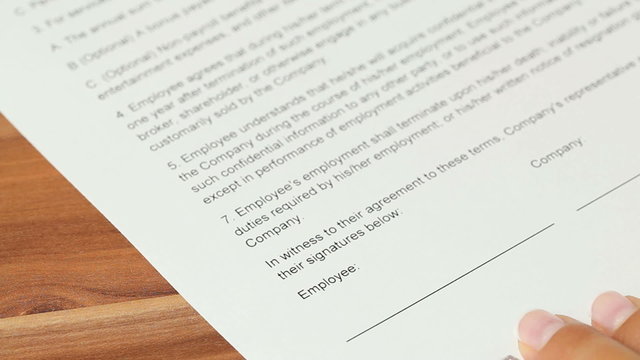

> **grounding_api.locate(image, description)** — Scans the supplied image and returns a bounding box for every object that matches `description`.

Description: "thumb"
[518,310,640,360]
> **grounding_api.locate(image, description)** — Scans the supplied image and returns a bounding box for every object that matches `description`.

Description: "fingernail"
[592,291,638,334]
[518,310,566,351]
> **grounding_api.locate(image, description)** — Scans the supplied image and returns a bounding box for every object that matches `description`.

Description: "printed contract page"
[2,0,640,359]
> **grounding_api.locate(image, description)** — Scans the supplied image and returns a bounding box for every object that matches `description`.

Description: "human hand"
[518,291,640,359]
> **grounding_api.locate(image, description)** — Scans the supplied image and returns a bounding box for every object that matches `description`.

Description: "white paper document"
[2,0,640,358]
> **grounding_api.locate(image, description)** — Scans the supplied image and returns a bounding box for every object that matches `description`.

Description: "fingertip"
[591,291,638,335]
[626,296,640,308]
[518,310,566,352]
[518,341,538,360]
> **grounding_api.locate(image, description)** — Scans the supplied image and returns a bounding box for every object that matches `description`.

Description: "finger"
[592,292,640,353]
[518,310,640,360]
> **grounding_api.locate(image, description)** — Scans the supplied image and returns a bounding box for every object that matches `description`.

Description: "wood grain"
[0,295,239,360]
[0,114,243,359]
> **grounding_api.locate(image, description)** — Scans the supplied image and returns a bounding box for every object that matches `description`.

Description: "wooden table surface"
[0,113,244,359]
